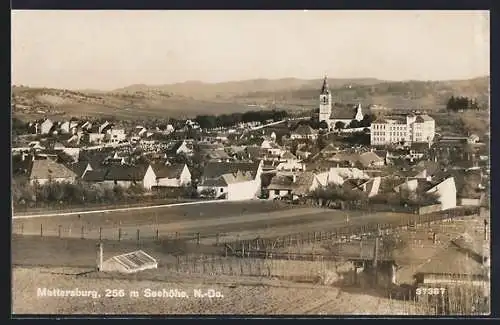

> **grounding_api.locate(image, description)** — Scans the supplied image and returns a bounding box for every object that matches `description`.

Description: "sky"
[11,10,490,90]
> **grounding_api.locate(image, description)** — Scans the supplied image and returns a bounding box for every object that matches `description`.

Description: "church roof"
[330,104,369,120]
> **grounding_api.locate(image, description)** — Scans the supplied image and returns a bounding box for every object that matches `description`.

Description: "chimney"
[97,242,103,271]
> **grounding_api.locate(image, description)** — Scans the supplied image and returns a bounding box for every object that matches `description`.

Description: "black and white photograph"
[11,10,490,315]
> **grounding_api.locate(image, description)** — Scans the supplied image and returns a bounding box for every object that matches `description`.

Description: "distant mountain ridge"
[11,76,489,121]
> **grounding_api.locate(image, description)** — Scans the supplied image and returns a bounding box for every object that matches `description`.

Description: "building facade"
[370,114,436,146]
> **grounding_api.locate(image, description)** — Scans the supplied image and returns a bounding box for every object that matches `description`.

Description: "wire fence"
[13,206,481,249]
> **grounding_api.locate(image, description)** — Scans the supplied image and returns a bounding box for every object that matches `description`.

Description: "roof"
[245,146,265,160]
[105,164,150,181]
[292,125,316,135]
[330,104,369,120]
[151,163,186,179]
[267,172,316,195]
[29,158,77,180]
[203,149,231,160]
[68,161,91,178]
[280,151,297,160]
[201,161,261,180]
[358,152,384,167]
[82,169,108,182]
[412,160,440,176]
[415,114,434,122]
[416,235,488,277]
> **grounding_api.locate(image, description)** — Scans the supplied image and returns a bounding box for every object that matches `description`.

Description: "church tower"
[319,75,332,123]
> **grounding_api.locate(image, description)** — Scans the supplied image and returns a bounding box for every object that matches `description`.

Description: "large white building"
[370,114,436,146]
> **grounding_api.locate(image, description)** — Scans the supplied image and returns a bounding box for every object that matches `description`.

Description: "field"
[12,200,416,243]
[12,266,429,315]
[11,202,488,315]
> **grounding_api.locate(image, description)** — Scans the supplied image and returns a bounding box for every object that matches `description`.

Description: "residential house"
[99,121,112,134]
[342,177,382,198]
[290,125,318,140]
[68,161,93,179]
[40,119,54,135]
[151,163,191,187]
[103,164,156,190]
[267,172,320,200]
[394,176,457,211]
[198,161,263,200]
[28,158,77,185]
[413,233,490,308]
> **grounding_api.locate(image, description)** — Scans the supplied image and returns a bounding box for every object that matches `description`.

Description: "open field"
[12,266,429,315]
[13,201,416,243]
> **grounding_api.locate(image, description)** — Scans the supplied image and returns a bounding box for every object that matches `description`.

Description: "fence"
[13,206,481,249]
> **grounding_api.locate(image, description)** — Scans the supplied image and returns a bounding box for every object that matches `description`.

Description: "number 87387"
[416,287,446,295]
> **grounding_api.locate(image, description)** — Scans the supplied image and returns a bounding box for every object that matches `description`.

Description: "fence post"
[81,226,84,239]
[175,232,179,241]
[137,229,140,242]
[99,227,102,241]
[156,229,159,241]
[197,232,200,246]
[216,233,220,246]
[40,224,43,237]
[118,228,122,241]
[20,223,24,235]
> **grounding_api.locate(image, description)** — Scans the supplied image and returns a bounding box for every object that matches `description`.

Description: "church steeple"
[320,74,330,95]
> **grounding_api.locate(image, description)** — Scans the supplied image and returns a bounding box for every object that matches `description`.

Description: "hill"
[11,76,489,121]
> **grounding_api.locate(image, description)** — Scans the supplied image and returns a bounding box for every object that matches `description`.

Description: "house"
[198,161,263,200]
[151,163,191,187]
[267,172,320,200]
[103,164,157,190]
[80,121,93,132]
[290,125,318,140]
[342,177,382,198]
[28,158,77,185]
[413,234,490,304]
[40,119,54,135]
[393,176,457,211]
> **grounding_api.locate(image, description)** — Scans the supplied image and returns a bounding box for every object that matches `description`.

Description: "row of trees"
[194,109,288,129]
[446,96,482,112]
[310,183,440,209]
[12,180,147,207]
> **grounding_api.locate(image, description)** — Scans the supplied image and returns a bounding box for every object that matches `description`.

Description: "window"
[288,190,292,195]
[274,190,280,195]
[220,188,224,193]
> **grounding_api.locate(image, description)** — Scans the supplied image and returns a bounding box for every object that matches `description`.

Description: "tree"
[359,113,376,127]
[200,188,216,199]
[316,134,327,151]
[334,121,345,130]
[318,120,329,130]
[348,120,361,129]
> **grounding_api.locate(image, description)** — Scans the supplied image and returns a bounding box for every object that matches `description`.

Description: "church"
[318,75,368,130]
